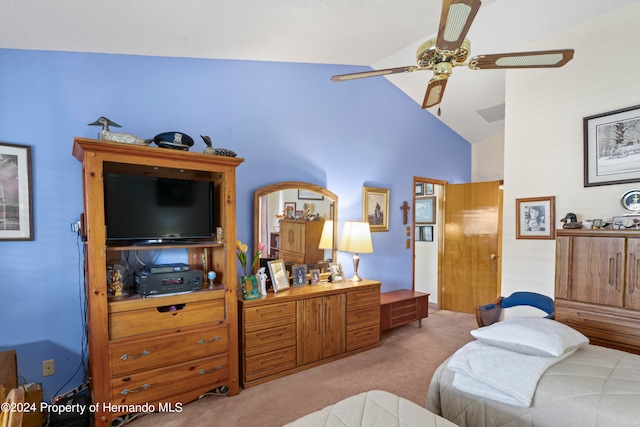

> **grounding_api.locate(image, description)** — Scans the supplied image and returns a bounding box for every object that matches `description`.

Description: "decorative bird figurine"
[560,212,582,229]
[200,135,237,157]
[88,117,149,145]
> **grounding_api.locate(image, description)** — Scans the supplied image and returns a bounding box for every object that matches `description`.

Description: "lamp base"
[351,253,362,281]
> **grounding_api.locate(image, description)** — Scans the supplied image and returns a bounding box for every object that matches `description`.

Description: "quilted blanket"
[285,390,457,427]
[427,344,640,427]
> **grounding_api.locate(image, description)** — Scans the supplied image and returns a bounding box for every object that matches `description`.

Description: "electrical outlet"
[42,359,55,376]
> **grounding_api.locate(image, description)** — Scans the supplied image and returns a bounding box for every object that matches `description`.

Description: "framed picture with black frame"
[0,142,33,241]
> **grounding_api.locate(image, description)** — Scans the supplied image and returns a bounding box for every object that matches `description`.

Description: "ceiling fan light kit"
[331,0,574,110]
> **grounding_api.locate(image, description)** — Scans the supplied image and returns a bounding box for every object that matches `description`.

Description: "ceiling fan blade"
[436,0,481,52]
[330,66,420,82]
[468,49,574,69]
[422,78,448,109]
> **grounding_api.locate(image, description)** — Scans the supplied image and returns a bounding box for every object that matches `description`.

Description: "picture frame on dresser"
[516,196,555,239]
[329,262,344,283]
[0,142,33,241]
[584,104,640,187]
[268,259,290,292]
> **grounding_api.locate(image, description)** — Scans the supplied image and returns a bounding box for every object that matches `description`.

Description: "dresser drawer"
[110,354,228,407]
[347,287,380,308]
[346,325,380,352]
[244,324,296,352]
[346,306,380,331]
[244,301,296,331]
[244,346,297,382]
[109,299,225,340]
[109,324,228,376]
[556,300,640,353]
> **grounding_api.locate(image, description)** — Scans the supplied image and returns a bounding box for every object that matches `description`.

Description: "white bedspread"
[447,340,572,407]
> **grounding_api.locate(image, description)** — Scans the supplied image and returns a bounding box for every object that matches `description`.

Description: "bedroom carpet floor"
[126,309,477,427]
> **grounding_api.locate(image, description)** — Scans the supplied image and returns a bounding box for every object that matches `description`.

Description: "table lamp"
[318,220,334,261]
[338,221,373,281]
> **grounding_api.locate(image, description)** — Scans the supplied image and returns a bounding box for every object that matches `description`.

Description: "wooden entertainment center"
[73,138,243,425]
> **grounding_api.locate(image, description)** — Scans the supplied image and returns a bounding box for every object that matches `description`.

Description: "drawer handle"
[199,365,222,375]
[120,384,150,395]
[157,304,185,313]
[120,350,150,361]
[199,336,221,344]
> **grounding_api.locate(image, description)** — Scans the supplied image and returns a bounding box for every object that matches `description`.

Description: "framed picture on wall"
[363,186,389,232]
[421,225,433,242]
[516,196,556,239]
[415,183,423,196]
[584,104,640,187]
[0,142,33,241]
[424,183,434,195]
[415,196,435,224]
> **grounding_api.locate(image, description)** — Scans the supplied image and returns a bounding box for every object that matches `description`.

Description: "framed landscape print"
[415,196,435,224]
[0,142,33,240]
[363,186,389,232]
[516,196,555,239]
[584,104,640,186]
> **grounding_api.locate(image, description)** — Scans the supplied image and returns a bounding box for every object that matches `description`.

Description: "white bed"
[427,318,640,427]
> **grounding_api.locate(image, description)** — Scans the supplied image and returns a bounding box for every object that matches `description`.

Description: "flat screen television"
[104,172,214,244]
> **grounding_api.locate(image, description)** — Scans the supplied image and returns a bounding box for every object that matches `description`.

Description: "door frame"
[412,176,447,302]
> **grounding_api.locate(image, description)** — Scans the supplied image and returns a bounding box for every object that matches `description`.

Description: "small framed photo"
[421,225,433,242]
[584,104,640,187]
[309,268,321,285]
[292,264,308,287]
[415,196,435,224]
[415,183,423,196]
[284,202,296,218]
[0,142,33,240]
[424,183,434,195]
[267,260,290,293]
[329,262,344,283]
[363,186,389,232]
[516,196,556,239]
[415,226,422,241]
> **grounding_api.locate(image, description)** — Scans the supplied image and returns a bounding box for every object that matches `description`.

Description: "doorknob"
[489,254,497,259]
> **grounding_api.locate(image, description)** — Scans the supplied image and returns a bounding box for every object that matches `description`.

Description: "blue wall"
[0,48,470,401]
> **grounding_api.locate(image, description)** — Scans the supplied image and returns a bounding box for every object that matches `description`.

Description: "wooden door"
[441,181,502,313]
[570,236,625,307]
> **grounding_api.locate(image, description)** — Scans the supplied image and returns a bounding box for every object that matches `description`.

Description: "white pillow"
[470,317,589,357]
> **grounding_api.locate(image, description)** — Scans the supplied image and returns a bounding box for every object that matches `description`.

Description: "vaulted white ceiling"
[2,0,635,143]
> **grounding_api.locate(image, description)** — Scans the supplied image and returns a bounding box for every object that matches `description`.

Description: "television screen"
[104,173,214,243]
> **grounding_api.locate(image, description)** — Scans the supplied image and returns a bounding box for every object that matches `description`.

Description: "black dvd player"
[142,263,190,274]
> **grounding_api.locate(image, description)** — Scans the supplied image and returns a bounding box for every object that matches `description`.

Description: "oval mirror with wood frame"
[254,182,338,269]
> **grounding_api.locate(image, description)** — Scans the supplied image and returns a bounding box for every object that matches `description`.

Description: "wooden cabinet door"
[570,236,624,307]
[297,294,345,365]
[626,238,640,310]
[323,294,346,358]
[280,221,305,253]
[297,297,323,365]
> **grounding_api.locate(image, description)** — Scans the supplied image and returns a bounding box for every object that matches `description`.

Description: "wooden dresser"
[555,229,640,354]
[73,138,243,424]
[278,219,325,264]
[238,279,381,388]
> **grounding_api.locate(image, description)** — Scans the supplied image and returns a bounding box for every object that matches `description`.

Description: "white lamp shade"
[318,220,334,249]
[338,221,373,253]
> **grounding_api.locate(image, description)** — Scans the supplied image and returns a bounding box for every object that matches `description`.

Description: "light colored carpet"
[128,309,477,427]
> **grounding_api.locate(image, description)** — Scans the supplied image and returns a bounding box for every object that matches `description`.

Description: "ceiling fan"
[330,0,574,110]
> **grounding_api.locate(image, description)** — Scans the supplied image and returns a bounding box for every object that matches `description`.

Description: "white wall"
[501,1,640,298]
[472,131,505,182]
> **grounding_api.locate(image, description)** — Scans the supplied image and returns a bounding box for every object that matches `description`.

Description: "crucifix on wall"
[400,201,411,225]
